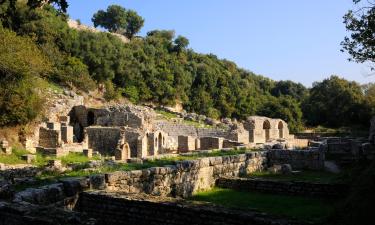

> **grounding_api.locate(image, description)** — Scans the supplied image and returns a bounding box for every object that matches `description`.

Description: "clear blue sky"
[67,0,374,87]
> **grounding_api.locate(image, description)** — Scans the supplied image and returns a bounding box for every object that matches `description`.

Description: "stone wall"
[86,127,122,156]
[77,191,307,225]
[268,149,324,170]
[38,127,61,148]
[103,152,267,197]
[216,177,348,198]
[156,122,229,139]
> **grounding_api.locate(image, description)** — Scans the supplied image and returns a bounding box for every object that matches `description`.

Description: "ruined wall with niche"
[86,127,122,156]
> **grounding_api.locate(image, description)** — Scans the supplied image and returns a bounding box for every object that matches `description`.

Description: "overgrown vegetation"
[190,188,336,222]
[0,1,374,132]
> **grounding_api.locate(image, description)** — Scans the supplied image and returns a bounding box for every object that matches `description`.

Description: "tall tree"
[302,75,369,127]
[92,5,144,39]
[342,0,375,70]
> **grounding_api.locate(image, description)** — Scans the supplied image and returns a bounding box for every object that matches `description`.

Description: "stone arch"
[278,121,284,138]
[87,111,95,126]
[263,120,271,142]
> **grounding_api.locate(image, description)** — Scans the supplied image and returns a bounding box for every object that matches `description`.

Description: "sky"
[67,0,375,87]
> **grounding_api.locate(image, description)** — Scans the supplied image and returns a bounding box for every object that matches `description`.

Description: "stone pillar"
[61,126,74,143]
[83,149,93,158]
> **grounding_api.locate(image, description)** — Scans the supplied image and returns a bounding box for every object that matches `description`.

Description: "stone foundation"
[216,177,348,198]
[268,149,324,170]
[77,191,308,225]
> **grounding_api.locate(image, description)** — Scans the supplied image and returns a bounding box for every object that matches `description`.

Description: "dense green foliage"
[302,76,371,127]
[342,0,375,70]
[0,1,373,132]
[92,4,144,39]
[0,28,51,126]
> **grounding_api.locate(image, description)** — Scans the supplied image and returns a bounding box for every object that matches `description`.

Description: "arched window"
[278,121,284,138]
[263,120,271,142]
[87,111,95,126]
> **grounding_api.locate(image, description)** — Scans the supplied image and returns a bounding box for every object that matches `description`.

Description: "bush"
[0,28,51,126]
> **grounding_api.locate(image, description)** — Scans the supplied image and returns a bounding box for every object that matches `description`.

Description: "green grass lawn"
[246,170,344,184]
[190,188,336,222]
[0,148,30,164]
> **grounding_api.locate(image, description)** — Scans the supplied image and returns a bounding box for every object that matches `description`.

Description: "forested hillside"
[0,0,373,132]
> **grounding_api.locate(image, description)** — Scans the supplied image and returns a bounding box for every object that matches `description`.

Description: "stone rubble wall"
[77,191,308,225]
[103,152,268,197]
[38,127,61,148]
[156,121,229,139]
[216,177,348,198]
[268,149,324,170]
[6,149,324,206]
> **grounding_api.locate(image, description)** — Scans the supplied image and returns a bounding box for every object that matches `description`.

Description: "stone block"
[1,147,12,155]
[42,148,68,157]
[46,122,61,131]
[83,149,93,158]
[48,159,62,168]
[178,136,196,153]
[21,154,36,164]
[61,126,73,143]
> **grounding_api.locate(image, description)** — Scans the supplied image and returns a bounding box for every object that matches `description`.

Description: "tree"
[271,80,307,102]
[0,28,52,126]
[92,5,144,39]
[257,96,304,132]
[302,75,369,127]
[92,5,127,33]
[123,9,144,39]
[174,35,189,52]
[342,0,375,70]
[27,0,68,13]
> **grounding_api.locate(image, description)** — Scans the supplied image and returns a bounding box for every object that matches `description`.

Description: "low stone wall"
[103,152,267,197]
[0,165,40,180]
[77,191,308,225]
[216,177,348,198]
[268,149,324,170]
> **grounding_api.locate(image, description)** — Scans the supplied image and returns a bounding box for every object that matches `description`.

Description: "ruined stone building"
[36,104,294,161]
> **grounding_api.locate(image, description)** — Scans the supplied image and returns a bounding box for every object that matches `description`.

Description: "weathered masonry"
[34,103,299,160]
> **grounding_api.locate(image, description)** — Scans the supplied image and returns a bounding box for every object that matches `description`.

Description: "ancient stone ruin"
[33,104,296,160]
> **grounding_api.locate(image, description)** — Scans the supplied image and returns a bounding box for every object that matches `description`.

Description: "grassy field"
[190,188,336,222]
[0,148,30,164]
[246,170,344,184]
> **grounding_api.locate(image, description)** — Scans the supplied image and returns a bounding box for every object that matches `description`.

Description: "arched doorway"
[263,120,271,142]
[158,133,163,154]
[87,111,95,126]
[278,121,284,138]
